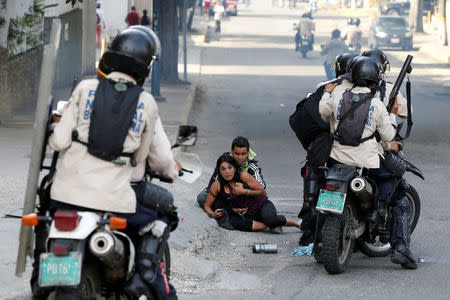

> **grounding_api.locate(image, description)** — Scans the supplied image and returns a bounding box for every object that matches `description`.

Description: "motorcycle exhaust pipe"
[350,177,374,209]
[89,230,126,282]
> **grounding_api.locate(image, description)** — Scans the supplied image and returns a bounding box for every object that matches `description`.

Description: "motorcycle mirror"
[173,125,198,148]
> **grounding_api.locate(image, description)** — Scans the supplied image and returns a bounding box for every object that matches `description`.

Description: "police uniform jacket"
[131,115,179,182]
[319,85,396,169]
[49,72,158,213]
[296,18,315,38]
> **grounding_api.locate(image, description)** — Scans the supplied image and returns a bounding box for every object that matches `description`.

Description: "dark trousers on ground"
[230,200,286,231]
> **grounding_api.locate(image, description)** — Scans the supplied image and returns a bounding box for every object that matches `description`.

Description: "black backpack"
[73,78,143,166]
[289,78,344,150]
[334,90,374,146]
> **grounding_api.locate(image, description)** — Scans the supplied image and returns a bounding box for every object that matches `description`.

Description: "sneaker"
[269,226,283,234]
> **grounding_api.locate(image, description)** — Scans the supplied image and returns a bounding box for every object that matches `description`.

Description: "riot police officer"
[48,26,179,298]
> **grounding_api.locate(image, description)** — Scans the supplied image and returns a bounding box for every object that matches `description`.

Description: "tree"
[409,0,424,33]
[438,0,447,45]
[159,0,181,83]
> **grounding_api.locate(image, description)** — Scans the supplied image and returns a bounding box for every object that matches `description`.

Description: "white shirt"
[214,4,224,21]
[96,9,106,27]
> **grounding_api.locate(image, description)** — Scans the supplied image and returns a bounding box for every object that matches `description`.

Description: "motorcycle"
[313,135,423,274]
[20,100,202,298]
[294,25,313,58]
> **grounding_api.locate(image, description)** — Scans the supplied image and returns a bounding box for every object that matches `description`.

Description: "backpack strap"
[72,130,137,166]
[378,80,387,102]
[403,76,413,139]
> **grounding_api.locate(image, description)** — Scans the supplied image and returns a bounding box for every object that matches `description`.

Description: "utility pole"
[182,0,188,82]
[438,0,447,45]
[152,0,165,101]
[409,0,424,32]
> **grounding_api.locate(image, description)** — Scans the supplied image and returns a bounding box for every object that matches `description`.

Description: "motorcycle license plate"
[317,190,346,214]
[302,40,309,45]
[39,252,82,287]
[391,38,400,44]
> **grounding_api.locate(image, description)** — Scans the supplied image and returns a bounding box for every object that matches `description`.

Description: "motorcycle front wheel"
[321,202,356,274]
[358,184,421,257]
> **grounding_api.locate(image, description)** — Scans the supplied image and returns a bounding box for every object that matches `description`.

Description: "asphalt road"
[180,1,450,299]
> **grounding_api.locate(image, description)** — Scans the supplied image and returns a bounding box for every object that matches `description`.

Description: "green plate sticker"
[39,252,82,287]
[317,189,346,214]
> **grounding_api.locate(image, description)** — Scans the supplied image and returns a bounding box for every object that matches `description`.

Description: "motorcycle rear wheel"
[358,185,421,257]
[301,49,307,58]
[321,202,356,274]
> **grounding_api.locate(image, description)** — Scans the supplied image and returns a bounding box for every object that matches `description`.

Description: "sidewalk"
[418,24,450,63]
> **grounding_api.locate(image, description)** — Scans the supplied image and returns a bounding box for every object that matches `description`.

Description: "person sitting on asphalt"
[204,154,300,232]
[197,136,266,208]
[320,29,349,80]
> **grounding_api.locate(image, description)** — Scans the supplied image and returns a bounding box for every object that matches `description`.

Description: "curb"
[180,83,198,125]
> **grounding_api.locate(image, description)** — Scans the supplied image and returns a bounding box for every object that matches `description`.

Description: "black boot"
[390,197,417,269]
[298,200,316,246]
[299,229,315,246]
[123,272,153,299]
[391,239,417,269]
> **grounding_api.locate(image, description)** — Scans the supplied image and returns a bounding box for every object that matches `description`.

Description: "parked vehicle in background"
[209,0,238,16]
[226,0,238,15]
[381,0,437,16]
[368,16,413,50]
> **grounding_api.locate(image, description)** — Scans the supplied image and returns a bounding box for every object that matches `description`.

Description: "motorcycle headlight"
[376,31,387,38]
[405,31,412,38]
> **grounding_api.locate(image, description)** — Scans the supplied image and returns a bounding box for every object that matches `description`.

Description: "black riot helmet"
[335,53,358,77]
[353,17,360,26]
[347,18,353,25]
[99,26,160,85]
[350,56,382,87]
[362,48,390,73]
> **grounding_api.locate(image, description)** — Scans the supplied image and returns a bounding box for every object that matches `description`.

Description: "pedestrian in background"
[214,1,224,32]
[141,9,152,26]
[320,29,348,80]
[96,3,106,49]
[198,0,203,15]
[125,6,140,27]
